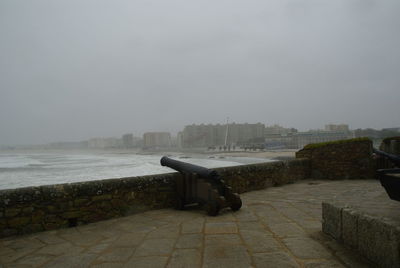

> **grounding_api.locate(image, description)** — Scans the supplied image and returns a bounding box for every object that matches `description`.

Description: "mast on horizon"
[224,117,229,147]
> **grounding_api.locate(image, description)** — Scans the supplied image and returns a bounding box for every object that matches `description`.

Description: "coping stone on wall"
[322,201,400,268]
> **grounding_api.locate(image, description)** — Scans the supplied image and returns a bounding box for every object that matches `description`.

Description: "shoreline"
[0,148,297,160]
[0,149,296,190]
[205,150,296,159]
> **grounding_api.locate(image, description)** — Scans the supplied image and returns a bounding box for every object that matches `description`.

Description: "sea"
[0,151,272,190]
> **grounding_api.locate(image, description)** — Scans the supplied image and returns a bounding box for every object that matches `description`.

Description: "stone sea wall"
[296,137,375,180]
[0,159,310,238]
[217,159,310,193]
[0,138,376,238]
[315,137,400,267]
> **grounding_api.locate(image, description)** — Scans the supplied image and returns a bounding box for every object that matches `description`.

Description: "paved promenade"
[0,180,377,267]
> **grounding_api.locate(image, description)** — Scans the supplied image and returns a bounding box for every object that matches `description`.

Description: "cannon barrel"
[160,156,219,179]
[373,148,400,167]
[160,156,242,215]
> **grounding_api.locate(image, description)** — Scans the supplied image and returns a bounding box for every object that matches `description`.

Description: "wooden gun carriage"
[160,156,242,216]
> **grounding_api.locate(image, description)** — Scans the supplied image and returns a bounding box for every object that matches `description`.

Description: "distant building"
[47,141,88,150]
[180,123,355,149]
[170,135,178,147]
[180,123,265,148]
[143,132,171,148]
[264,125,298,149]
[265,133,297,149]
[294,130,353,149]
[325,124,350,132]
[229,123,265,146]
[265,124,297,135]
[88,137,121,149]
[88,138,105,149]
[181,124,225,148]
[122,134,134,148]
[132,136,143,147]
[382,127,400,132]
[177,132,184,148]
[264,124,353,149]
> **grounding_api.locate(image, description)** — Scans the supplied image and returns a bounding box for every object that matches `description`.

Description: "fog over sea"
[0,152,271,190]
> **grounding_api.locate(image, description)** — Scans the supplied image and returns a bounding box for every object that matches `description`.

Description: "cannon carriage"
[160,156,242,216]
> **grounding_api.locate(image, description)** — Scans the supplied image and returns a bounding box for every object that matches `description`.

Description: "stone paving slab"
[0,180,378,267]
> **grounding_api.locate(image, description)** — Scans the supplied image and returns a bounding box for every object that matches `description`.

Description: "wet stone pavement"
[0,180,377,267]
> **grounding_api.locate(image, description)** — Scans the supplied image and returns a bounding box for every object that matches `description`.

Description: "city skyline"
[1,121,395,148]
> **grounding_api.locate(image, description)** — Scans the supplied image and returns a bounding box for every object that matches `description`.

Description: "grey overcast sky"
[1,0,399,145]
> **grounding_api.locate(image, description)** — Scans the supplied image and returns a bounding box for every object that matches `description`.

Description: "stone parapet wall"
[0,159,310,238]
[296,138,375,180]
[0,173,176,238]
[322,201,400,268]
[216,159,310,193]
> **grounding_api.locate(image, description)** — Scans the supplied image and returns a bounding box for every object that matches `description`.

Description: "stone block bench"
[322,184,400,268]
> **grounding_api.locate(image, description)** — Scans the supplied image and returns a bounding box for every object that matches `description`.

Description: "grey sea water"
[0,152,271,190]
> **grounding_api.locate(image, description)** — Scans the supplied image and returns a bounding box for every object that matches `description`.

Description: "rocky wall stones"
[322,202,342,240]
[322,202,400,268]
[0,159,310,238]
[215,159,310,194]
[296,138,375,180]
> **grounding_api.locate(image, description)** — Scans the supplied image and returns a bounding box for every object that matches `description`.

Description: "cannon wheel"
[175,197,185,210]
[230,193,242,211]
[206,201,219,216]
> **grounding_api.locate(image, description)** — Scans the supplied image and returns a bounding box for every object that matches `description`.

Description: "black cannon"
[160,156,242,216]
[373,148,400,201]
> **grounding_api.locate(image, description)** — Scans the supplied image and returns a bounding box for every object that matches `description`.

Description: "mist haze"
[1,0,399,145]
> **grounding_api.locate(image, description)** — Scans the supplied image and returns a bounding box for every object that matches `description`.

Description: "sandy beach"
[206,150,297,159]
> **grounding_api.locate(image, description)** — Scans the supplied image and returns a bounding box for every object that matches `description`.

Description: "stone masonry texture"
[322,184,400,268]
[0,138,384,267]
[296,138,375,180]
[0,180,375,267]
[0,159,310,238]
[1,138,374,238]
